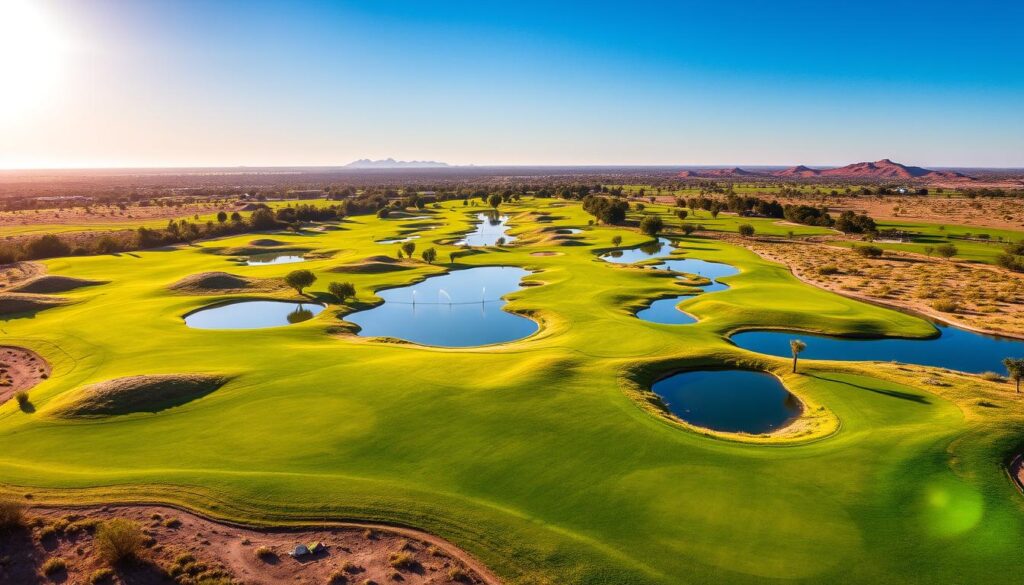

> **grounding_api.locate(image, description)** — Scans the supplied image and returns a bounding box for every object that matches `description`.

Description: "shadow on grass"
[807,373,931,404]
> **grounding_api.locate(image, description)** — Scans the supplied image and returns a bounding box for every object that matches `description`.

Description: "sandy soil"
[0,346,50,405]
[721,234,1024,340]
[0,504,499,585]
[0,202,235,231]
[0,261,45,290]
[781,194,1024,230]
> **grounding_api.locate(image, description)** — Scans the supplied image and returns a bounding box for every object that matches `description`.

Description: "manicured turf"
[1,198,1022,584]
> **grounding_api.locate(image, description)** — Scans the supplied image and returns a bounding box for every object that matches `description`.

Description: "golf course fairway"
[1,198,1022,585]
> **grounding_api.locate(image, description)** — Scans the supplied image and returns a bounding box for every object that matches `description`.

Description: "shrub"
[329,569,349,583]
[0,499,24,530]
[448,567,470,582]
[421,247,437,263]
[328,281,356,303]
[162,517,181,528]
[931,298,959,313]
[388,552,417,570]
[737,223,755,238]
[254,546,275,561]
[94,519,144,564]
[611,235,622,247]
[283,269,316,294]
[14,391,29,409]
[980,371,1005,383]
[854,245,883,258]
[88,568,115,584]
[42,557,67,576]
[817,265,839,275]
[934,243,958,259]
[639,214,664,236]
[341,560,359,573]
[681,223,696,236]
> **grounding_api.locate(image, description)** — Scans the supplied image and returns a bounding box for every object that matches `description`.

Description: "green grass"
[0,198,1022,584]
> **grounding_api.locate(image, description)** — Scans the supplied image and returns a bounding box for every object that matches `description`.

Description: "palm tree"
[1004,357,1024,393]
[790,339,807,373]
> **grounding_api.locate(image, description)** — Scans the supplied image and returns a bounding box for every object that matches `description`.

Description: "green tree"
[401,241,416,258]
[738,224,755,238]
[681,223,696,236]
[421,247,437,264]
[790,339,807,373]
[216,211,228,223]
[611,235,622,247]
[488,193,502,209]
[676,209,688,220]
[328,281,356,303]
[934,243,958,259]
[1004,357,1024,393]
[284,269,316,295]
[639,214,664,236]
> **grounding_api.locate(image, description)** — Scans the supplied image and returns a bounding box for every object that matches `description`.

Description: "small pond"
[346,266,537,347]
[601,237,674,264]
[731,324,1024,374]
[456,212,515,246]
[636,297,698,325]
[651,370,801,434]
[557,228,583,234]
[185,300,324,330]
[245,252,306,265]
[378,235,420,244]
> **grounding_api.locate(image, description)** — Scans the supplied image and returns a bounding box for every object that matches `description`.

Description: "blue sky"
[2,0,1022,168]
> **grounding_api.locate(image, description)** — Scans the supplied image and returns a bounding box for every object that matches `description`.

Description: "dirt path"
[0,346,50,405]
[0,503,501,584]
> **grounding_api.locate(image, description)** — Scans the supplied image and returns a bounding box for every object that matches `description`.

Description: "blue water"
[245,252,306,265]
[731,324,1024,374]
[185,301,324,329]
[601,237,674,263]
[636,297,698,324]
[652,370,801,434]
[346,266,537,347]
[456,212,516,246]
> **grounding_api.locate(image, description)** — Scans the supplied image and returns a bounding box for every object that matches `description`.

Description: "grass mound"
[10,275,105,294]
[0,293,68,315]
[248,238,285,247]
[49,374,227,418]
[331,256,414,274]
[169,272,284,294]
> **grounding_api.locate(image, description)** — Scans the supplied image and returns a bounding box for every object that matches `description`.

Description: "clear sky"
[1,0,1022,169]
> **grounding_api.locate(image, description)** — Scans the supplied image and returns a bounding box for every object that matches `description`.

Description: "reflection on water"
[185,301,324,330]
[245,252,306,265]
[456,212,515,246]
[652,370,801,434]
[601,238,674,263]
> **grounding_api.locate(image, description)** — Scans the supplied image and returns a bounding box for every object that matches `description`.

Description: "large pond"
[732,324,1024,374]
[185,300,325,329]
[651,370,801,434]
[346,266,537,347]
[456,212,515,246]
[245,252,306,266]
[601,237,673,264]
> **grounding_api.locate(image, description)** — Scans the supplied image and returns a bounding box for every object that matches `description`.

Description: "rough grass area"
[168,272,286,294]
[9,275,106,294]
[47,375,227,418]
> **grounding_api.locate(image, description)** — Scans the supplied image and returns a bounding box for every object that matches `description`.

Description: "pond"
[377,235,420,244]
[635,258,739,324]
[455,212,515,247]
[651,370,801,434]
[346,266,537,347]
[600,237,673,264]
[244,252,306,265]
[557,228,583,234]
[185,300,325,330]
[731,324,1024,374]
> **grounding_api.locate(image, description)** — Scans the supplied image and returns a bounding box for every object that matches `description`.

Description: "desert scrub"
[88,568,115,584]
[329,569,350,583]
[94,518,144,564]
[254,545,275,561]
[931,298,959,313]
[41,557,67,576]
[980,371,1006,382]
[14,390,29,409]
[448,567,470,582]
[817,265,839,275]
[0,499,24,529]
[388,551,418,570]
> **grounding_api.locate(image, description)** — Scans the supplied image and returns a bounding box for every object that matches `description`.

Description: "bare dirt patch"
[725,235,1024,338]
[48,374,227,418]
[0,504,499,585]
[169,272,287,295]
[0,346,50,405]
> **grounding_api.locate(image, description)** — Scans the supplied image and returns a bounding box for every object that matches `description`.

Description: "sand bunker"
[331,256,415,274]
[169,272,286,294]
[530,251,563,256]
[0,293,68,316]
[48,374,227,418]
[10,275,105,294]
[0,346,50,405]
[3,504,497,585]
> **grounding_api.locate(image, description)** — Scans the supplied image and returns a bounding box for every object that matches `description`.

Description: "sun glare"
[0,0,69,123]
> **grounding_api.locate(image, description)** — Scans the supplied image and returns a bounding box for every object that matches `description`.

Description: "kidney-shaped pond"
[346,266,538,347]
[731,324,1024,374]
[456,212,516,246]
[185,300,325,329]
[652,370,802,434]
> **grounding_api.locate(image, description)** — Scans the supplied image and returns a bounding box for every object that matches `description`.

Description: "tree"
[249,208,279,231]
[676,209,688,220]
[790,339,807,373]
[1004,357,1024,393]
[681,223,696,236]
[488,193,502,209]
[611,235,622,247]
[854,245,884,258]
[216,211,228,223]
[934,243,958,259]
[421,247,437,264]
[284,269,316,295]
[639,214,664,236]
[738,224,755,238]
[95,519,144,565]
[401,241,416,258]
[328,281,356,303]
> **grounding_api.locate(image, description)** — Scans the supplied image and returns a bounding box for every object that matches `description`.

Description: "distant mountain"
[344,158,449,169]
[773,159,974,181]
[677,167,761,178]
